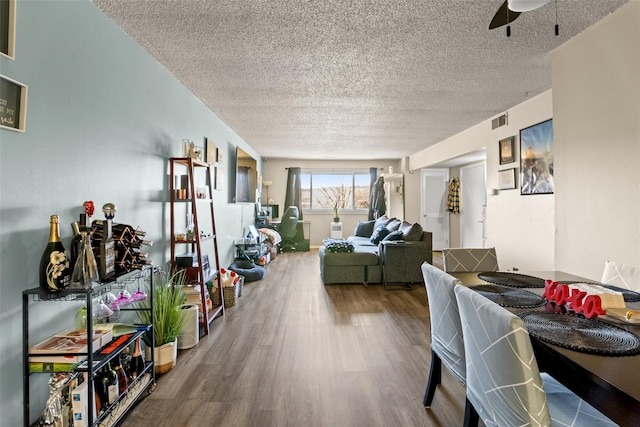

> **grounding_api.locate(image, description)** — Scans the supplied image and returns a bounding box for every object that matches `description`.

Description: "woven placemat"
[470,284,545,308]
[519,311,640,356]
[477,272,546,288]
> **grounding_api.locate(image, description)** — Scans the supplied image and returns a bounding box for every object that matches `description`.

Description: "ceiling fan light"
[508,0,550,12]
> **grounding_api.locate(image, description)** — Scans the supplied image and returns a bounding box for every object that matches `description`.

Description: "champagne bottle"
[114,355,128,395]
[39,215,71,292]
[130,338,145,379]
[106,362,119,405]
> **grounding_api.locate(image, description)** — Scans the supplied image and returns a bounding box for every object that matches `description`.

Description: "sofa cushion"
[354,220,375,237]
[402,222,424,241]
[320,245,379,266]
[382,230,404,241]
[386,219,402,232]
[370,225,390,244]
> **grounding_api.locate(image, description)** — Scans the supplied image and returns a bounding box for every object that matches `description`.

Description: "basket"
[212,285,239,308]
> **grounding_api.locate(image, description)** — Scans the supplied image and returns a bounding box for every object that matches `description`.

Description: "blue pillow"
[354,220,375,237]
[370,225,390,244]
[382,230,403,241]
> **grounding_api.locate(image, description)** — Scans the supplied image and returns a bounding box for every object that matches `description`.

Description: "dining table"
[458,270,640,427]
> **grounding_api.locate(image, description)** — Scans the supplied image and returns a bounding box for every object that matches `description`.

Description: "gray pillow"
[373,215,391,231]
[402,223,423,241]
[354,220,375,237]
[382,230,403,241]
[386,219,402,232]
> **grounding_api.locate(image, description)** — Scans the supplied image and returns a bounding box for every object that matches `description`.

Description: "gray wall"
[0,2,257,424]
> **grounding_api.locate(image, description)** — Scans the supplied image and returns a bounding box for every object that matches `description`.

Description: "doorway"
[421,169,449,251]
[460,162,486,248]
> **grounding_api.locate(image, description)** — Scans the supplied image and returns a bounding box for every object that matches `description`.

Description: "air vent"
[492,113,508,130]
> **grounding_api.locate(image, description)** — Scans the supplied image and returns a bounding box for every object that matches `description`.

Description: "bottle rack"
[169,157,223,335]
[22,268,155,427]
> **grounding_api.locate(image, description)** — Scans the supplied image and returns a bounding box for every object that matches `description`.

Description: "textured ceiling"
[93,0,628,160]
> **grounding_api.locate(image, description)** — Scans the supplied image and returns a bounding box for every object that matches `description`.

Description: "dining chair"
[420,263,466,408]
[454,284,617,427]
[601,259,640,292]
[442,247,499,273]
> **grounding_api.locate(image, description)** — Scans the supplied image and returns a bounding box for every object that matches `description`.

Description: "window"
[301,170,371,212]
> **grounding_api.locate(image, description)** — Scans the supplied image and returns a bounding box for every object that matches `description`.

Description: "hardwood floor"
[120,250,465,427]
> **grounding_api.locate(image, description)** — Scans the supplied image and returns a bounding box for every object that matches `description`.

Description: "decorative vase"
[145,338,178,374]
[333,217,340,223]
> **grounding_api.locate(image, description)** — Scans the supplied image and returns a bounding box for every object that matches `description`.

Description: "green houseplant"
[137,269,187,373]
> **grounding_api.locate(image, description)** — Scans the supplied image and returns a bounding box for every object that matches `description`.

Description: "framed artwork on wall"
[498,168,517,190]
[520,118,554,195]
[1,0,16,60]
[499,136,516,164]
[0,74,27,132]
[205,137,217,164]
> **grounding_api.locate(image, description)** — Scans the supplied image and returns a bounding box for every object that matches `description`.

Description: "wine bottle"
[130,338,145,379]
[106,362,119,405]
[93,369,107,412]
[39,215,71,292]
[114,355,128,395]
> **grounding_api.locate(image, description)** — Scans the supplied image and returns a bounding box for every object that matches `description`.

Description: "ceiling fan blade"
[489,0,522,29]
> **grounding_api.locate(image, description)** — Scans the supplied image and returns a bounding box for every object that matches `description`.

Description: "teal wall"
[0,2,259,424]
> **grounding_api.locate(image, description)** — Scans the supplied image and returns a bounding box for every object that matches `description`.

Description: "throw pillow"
[401,222,424,241]
[386,219,402,232]
[382,230,403,241]
[322,238,355,253]
[373,215,393,231]
[370,225,390,244]
[354,220,375,237]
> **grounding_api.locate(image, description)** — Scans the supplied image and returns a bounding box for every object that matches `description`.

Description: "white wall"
[553,1,640,279]
[408,92,555,271]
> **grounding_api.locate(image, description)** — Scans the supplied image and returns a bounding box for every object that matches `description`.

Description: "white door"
[460,162,486,248]
[421,169,449,251]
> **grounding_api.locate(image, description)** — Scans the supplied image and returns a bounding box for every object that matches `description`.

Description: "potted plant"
[333,203,340,223]
[136,269,187,374]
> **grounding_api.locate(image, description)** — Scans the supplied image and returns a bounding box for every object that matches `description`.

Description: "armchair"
[275,206,299,252]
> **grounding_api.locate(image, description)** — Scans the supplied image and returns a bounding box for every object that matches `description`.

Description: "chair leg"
[423,350,442,407]
[463,398,479,427]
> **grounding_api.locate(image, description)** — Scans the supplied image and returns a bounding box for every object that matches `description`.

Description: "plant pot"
[333,217,340,223]
[145,338,177,374]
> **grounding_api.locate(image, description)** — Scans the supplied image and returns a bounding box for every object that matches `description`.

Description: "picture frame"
[520,118,554,195]
[0,74,27,132]
[499,136,516,165]
[498,168,517,190]
[205,137,217,164]
[1,0,16,60]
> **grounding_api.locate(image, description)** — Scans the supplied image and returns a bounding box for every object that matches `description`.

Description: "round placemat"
[470,284,545,308]
[518,311,640,356]
[477,272,546,289]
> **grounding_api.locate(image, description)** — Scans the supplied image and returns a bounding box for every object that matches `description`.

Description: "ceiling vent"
[492,113,508,130]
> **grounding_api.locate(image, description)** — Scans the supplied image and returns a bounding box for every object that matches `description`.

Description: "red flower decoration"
[83,201,95,217]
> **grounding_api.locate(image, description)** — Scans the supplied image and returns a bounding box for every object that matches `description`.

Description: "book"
[93,323,146,337]
[70,379,96,427]
[29,361,78,373]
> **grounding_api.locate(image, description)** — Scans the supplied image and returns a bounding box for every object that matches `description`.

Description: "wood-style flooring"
[120,250,466,427]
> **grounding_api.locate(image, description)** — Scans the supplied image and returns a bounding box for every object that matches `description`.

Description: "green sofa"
[319,216,433,285]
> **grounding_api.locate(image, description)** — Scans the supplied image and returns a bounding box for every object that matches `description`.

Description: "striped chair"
[420,263,466,410]
[442,247,499,273]
[454,285,617,427]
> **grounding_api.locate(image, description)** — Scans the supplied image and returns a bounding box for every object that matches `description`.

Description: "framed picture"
[498,168,517,190]
[520,119,553,195]
[214,165,224,190]
[499,136,516,164]
[1,0,16,60]
[0,74,27,132]
[205,137,217,164]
